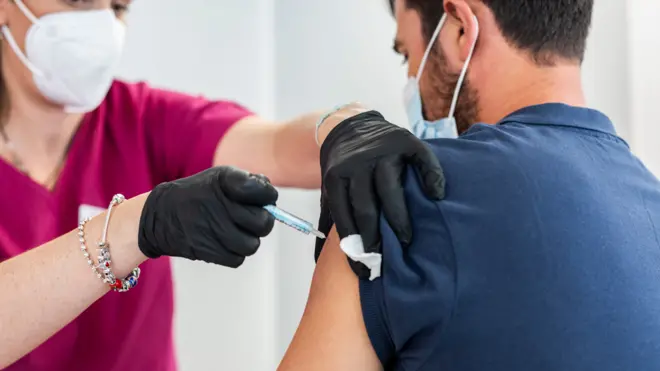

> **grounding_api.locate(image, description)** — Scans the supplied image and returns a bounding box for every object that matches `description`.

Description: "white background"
[117,1,655,370]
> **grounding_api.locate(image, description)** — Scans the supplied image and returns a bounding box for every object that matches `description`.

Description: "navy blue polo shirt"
[360,103,660,370]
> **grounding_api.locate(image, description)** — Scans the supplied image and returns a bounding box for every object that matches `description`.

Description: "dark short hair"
[389,0,594,65]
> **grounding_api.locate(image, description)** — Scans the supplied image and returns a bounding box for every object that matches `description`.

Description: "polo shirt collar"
[498,103,617,136]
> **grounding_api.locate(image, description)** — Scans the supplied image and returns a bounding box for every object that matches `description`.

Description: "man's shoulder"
[403,123,532,202]
[393,122,579,245]
[428,123,529,173]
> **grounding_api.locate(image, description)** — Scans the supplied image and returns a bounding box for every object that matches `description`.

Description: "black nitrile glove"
[138,166,278,268]
[316,110,445,278]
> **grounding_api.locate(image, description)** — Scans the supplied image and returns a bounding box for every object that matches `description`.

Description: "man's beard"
[419,46,479,134]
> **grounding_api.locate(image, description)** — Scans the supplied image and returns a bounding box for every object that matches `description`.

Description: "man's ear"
[443,0,479,63]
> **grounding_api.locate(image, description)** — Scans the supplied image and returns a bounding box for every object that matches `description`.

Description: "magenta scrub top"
[0,81,253,370]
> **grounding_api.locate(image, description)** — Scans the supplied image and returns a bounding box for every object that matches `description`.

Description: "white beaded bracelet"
[78,217,103,280]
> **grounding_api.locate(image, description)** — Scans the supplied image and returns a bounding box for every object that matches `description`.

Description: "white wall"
[581,1,629,139]
[117,1,279,370]
[116,1,640,370]
[627,1,660,175]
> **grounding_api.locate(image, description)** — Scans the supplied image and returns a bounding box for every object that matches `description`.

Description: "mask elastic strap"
[416,13,447,81]
[448,16,479,119]
[1,26,43,77]
[0,0,43,76]
[14,0,40,24]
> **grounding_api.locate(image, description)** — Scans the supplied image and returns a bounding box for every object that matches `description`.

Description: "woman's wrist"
[316,103,370,145]
[82,193,150,280]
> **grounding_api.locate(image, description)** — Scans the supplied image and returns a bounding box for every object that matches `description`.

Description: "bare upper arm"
[213,116,280,178]
[278,228,382,371]
[213,114,322,189]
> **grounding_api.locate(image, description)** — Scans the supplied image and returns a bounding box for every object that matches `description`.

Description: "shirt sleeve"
[359,168,457,369]
[141,85,254,182]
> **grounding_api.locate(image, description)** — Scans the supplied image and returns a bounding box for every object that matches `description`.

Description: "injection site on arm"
[278,228,381,371]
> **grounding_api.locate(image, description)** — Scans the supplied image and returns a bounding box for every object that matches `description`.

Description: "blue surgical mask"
[404,14,479,139]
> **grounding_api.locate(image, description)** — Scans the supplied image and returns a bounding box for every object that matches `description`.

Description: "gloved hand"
[138,166,278,268]
[316,110,445,279]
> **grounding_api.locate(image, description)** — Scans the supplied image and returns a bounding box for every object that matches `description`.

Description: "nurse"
[0,0,445,370]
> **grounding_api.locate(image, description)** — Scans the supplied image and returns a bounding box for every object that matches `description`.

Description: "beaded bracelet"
[78,217,103,280]
[78,194,141,293]
[315,103,352,146]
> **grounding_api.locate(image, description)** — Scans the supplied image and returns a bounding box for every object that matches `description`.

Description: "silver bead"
[79,238,85,243]
[83,252,89,258]
[87,260,93,266]
[112,194,125,204]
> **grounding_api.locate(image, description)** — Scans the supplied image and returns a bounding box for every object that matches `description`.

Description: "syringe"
[263,205,326,239]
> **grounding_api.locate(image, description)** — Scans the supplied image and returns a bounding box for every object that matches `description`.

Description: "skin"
[279,0,588,369]
[278,227,380,371]
[0,0,332,366]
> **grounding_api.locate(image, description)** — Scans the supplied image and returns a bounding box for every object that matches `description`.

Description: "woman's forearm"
[273,111,324,189]
[0,193,149,368]
[214,108,359,190]
[214,113,324,189]
[272,104,370,189]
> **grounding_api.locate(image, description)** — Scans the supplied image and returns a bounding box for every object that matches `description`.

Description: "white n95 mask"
[404,13,479,139]
[0,0,126,113]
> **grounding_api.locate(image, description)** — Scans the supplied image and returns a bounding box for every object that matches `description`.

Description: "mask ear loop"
[416,13,447,81]
[14,0,40,24]
[0,0,44,77]
[448,16,479,119]
[1,28,43,77]
[417,13,447,139]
